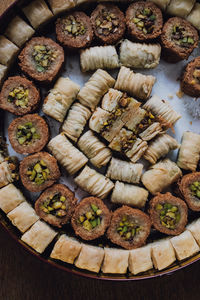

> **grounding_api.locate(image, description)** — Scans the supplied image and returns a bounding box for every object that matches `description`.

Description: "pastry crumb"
[176,90,184,99]
[168,95,173,99]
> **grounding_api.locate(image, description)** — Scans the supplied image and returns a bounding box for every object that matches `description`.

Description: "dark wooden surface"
[1,224,200,300]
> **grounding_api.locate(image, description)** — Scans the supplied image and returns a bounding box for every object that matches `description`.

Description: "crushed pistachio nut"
[5,156,19,181]
[134,111,156,135]
[32,45,57,73]
[16,122,40,146]
[156,203,180,229]
[64,15,86,36]
[117,215,141,241]
[132,8,156,34]
[8,87,29,108]
[121,134,136,152]
[78,203,102,231]
[95,9,119,36]
[26,160,50,185]
[190,181,200,199]
[171,26,194,47]
[40,192,68,217]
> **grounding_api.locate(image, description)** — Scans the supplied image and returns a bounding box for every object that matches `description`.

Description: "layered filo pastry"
[101,247,129,274]
[48,0,75,15]
[77,69,115,111]
[119,40,161,69]
[150,0,170,11]
[0,64,8,87]
[80,46,119,72]
[129,244,153,275]
[0,157,19,188]
[187,218,200,246]
[187,3,200,31]
[78,130,112,168]
[142,159,182,195]
[166,0,195,18]
[0,184,25,214]
[106,158,143,184]
[74,165,114,199]
[62,103,91,142]
[151,239,176,271]
[0,36,19,67]
[48,133,88,175]
[43,77,80,123]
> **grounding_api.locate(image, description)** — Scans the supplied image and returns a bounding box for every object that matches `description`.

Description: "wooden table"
[1,1,200,299]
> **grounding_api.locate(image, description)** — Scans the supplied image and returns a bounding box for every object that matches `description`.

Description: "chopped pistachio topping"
[134,111,156,135]
[78,203,102,231]
[156,203,180,229]
[64,15,86,36]
[40,192,68,217]
[8,87,29,108]
[171,26,194,47]
[5,156,19,181]
[32,45,57,73]
[95,9,119,36]
[26,160,50,185]
[132,8,156,34]
[190,181,200,199]
[117,215,141,241]
[16,122,40,146]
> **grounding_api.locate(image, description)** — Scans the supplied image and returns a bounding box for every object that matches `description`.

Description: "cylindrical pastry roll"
[62,103,91,142]
[74,165,114,199]
[101,89,123,112]
[77,69,115,111]
[143,95,181,126]
[0,64,8,87]
[106,158,143,184]
[22,0,53,29]
[166,0,195,18]
[186,3,200,31]
[5,16,35,48]
[48,134,88,175]
[0,36,19,66]
[150,0,170,10]
[142,159,182,195]
[89,107,111,133]
[0,158,18,188]
[177,131,200,172]
[80,46,119,72]
[48,0,75,15]
[78,130,112,168]
[139,122,163,141]
[181,57,200,98]
[120,40,161,69]
[43,77,80,123]
[111,181,148,208]
[115,66,156,101]
[144,134,179,164]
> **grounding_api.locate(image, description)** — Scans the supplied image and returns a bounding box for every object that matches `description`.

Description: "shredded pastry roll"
[7,202,39,233]
[62,103,91,142]
[48,0,75,14]
[0,161,14,188]
[0,36,19,66]
[89,107,111,133]
[143,95,181,126]
[0,184,25,214]
[111,181,148,208]
[77,69,115,111]
[0,64,8,87]
[5,16,35,47]
[151,239,176,271]
[170,230,199,260]
[78,130,112,168]
[101,248,129,274]
[22,0,53,29]
[74,165,114,199]
[129,245,153,275]
[101,88,123,112]
[166,0,195,18]
[142,159,182,195]
[115,66,156,101]
[144,134,179,164]
[80,46,119,72]
[120,40,161,69]
[177,131,200,172]
[151,0,170,10]
[21,220,57,253]
[139,122,163,141]
[106,158,143,184]
[43,77,80,122]
[50,235,82,264]
[186,3,200,30]
[75,244,104,273]
[48,134,88,175]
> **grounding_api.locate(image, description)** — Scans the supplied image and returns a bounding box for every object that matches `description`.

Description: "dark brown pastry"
[107,206,151,250]
[0,76,40,116]
[179,172,200,211]
[149,192,188,235]
[181,57,200,97]
[71,197,111,241]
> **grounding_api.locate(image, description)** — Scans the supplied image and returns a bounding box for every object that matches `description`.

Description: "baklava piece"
[179,172,200,211]
[129,245,153,275]
[151,239,176,271]
[0,184,25,214]
[0,36,19,67]
[101,247,129,274]
[181,57,200,97]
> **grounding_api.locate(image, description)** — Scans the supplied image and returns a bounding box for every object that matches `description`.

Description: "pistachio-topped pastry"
[71,197,111,240]
[149,193,188,235]
[179,173,200,211]
[181,57,200,98]
[32,45,57,73]
[19,152,60,192]
[0,76,40,115]
[35,184,77,227]
[56,12,93,50]
[91,4,125,44]
[8,114,49,155]
[107,206,151,250]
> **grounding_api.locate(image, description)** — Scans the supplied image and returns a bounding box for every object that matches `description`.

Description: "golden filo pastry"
[50,235,82,264]
[101,248,129,274]
[187,219,200,246]
[89,107,111,133]
[186,3,200,30]
[129,245,153,275]
[0,161,13,188]
[166,0,195,18]
[101,88,123,112]
[151,239,176,271]
[150,0,170,10]
[0,64,8,86]
[0,36,19,66]
[0,184,25,214]
[47,0,75,14]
